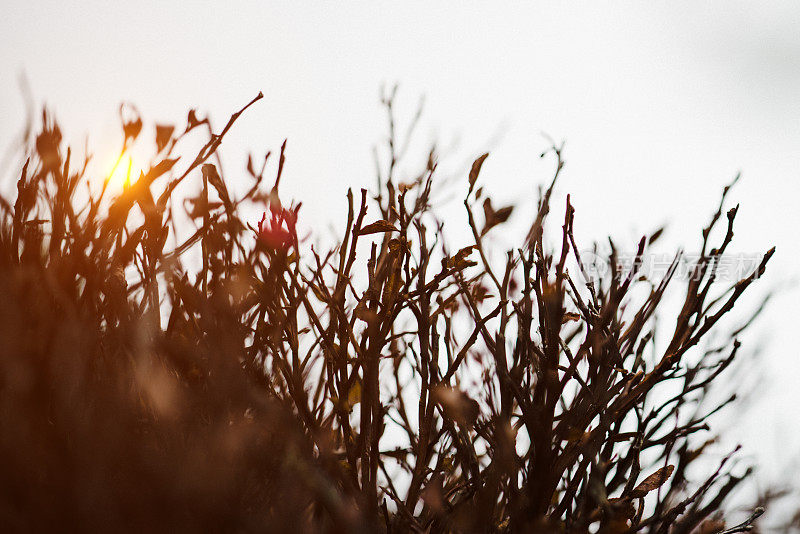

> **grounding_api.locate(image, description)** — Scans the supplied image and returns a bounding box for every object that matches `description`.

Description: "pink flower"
[257,205,298,252]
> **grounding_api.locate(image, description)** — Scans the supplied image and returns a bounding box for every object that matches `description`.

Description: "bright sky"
[2,0,799,490]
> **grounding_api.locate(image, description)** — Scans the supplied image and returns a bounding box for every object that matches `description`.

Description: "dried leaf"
[202,163,231,205]
[630,465,674,498]
[382,265,402,308]
[388,237,408,254]
[359,220,398,236]
[346,380,361,410]
[155,124,174,152]
[452,246,477,270]
[699,519,726,534]
[432,385,480,428]
[482,198,514,235]
[120,103,142,143]
[471,283,491,303]
[186,108,206,131]
[468,152,489,194]
[147,158,178,182]
[648,226,665,244]
[186,197,223,219]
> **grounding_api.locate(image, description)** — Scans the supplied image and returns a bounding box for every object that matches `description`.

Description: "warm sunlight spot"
[104,155,138,193]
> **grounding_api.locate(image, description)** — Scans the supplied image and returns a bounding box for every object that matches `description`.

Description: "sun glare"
[104,155,137,193]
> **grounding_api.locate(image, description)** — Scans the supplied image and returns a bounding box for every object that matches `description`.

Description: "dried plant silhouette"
[0,90,781,533]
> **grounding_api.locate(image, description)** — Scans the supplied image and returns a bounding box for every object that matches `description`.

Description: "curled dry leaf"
[120,103,142,143]
[451,245,477,270]
[358,220,398,236]
[482,198,514,235]
[186,108,207,131]
[468,152,489,194]
[630,465,674,498]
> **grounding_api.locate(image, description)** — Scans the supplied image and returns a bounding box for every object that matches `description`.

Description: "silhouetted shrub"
[0,91,775,533]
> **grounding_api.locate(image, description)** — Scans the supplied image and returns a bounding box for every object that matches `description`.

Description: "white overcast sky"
[2,0,799,488]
